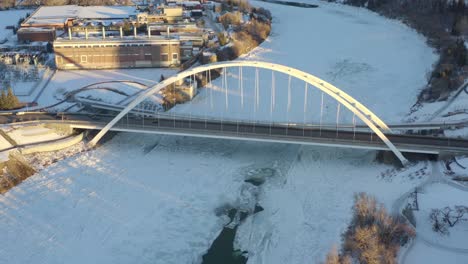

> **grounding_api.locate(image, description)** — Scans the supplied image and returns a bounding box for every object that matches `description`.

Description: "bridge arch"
[88,61,408,165]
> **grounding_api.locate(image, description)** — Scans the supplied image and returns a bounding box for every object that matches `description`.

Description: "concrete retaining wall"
[44,123,74,135]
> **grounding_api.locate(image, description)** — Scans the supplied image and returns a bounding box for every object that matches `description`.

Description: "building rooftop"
[23,5,138,26]
[17,27,55,33]
[53,35,181,45]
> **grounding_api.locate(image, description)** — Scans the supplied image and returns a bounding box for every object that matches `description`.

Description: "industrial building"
[54,36,184,70]
[17,3,207,70]
[17,28,56,43]
[137,6,184,23]
[21,5,138,29]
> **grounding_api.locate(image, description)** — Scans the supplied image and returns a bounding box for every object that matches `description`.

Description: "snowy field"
[36,68,176,110]
[5,125,66,145]
[404,240,468,264]
[0,9,32,41]
[413,183,468,249]
[0,1,456,264]
[404,183,468,263]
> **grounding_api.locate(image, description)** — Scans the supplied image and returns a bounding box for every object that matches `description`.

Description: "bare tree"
[430,206,468,234]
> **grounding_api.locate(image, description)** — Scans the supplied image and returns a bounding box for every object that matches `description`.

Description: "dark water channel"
[201,168,274,264]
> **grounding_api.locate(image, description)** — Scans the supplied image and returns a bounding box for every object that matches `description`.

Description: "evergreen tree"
[0,89,6,110]
[5,87,19,109]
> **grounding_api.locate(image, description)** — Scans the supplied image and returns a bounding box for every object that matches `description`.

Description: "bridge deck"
[59,114,468,155]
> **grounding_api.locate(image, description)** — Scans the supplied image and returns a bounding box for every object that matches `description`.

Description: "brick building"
[17,28,56,43]
[53,37,184,70]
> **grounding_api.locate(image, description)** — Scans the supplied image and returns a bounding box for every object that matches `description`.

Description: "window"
[80,55,87,63]
[183,50,192,56]
[172,53,178,60]
[161,53,168,61]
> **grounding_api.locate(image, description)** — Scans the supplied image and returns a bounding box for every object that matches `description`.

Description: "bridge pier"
[376,150,437,167]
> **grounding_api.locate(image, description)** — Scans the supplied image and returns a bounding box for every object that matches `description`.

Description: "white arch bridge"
[82,61,468,165]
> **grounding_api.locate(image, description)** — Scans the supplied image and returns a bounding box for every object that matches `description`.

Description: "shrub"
[218,32,229,46]
[253,7,272,21]
[219,11,242,29]
[326,193,415,264]
[430,206,468,235]
[402,205,416,227]
[216,46,236,61]
[0,87,20,110]
[232,31,257,57]
[244,19,271,42]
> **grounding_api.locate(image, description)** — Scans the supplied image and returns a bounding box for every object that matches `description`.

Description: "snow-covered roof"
[17,27,55,32]
[23,5,137,26]
[182,1,201,6]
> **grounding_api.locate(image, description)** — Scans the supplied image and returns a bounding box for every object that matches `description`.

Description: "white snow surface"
[0,134,289,264]
[172,0,436,124]
[404,183,468,263]
[5,125,66,145]
[37,68,176,110]
[0,135,13,151]
[414,183,468,249]
[0,133,426,264]
[23,5,137,25]
[404,240,468,264]
[0,1,445,264]
[0,9,32,40]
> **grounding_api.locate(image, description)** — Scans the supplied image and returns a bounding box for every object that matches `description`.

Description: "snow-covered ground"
[36,68,176,110]
[404,240,468,264]
[0,134,13,150]
[0,9,32,41]
[4,125,67,145]
[0,135,282,264]
[404,183,468,263]
[0,1,454,264]
[413,183,468,249]
[0,133,427,264]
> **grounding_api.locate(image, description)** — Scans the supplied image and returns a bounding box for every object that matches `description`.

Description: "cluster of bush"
[0,87,20,110]
[0,0,15,10]
[325,193,415,264]
[430,205,468,235]
[215,7,272,61]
